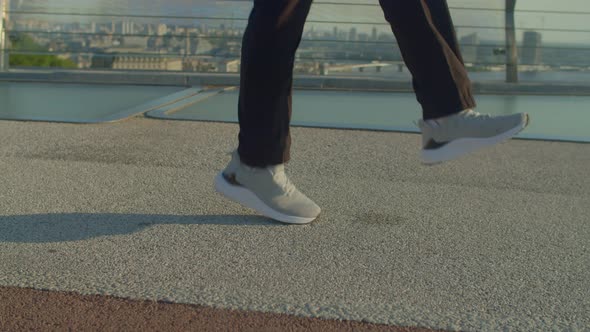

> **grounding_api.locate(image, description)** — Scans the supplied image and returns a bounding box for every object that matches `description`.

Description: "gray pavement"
[0,117,589,331]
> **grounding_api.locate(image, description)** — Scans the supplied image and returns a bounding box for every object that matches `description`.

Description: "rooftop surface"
[0,109,588,330]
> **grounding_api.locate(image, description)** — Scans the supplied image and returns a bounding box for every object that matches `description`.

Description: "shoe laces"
[269,165,297,195]
[461,109,492,122]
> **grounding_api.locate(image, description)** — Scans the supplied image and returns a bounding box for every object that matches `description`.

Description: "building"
[157,24,168,36]
[200,23,209,35]
[111,55,182,71]
[522,31,542,65]
[348,28,357,42]
[225,59,241,73]
[122,21,135,35]
[185,30,192,56]
[122,36,148,48]
[459,33,480,64]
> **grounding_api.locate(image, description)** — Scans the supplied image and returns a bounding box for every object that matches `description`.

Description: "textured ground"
[0,117,588,331]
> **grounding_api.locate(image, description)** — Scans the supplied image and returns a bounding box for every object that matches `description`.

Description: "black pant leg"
[378,0,476,119]
[237,0,313,167]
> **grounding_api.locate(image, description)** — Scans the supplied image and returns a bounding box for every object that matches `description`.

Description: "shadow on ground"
[0,213,283,243]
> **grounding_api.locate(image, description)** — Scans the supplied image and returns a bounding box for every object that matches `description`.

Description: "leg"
[237,0,313,167]
[215,0,321,225]
[379,0,529,164]
[378,0,476,119]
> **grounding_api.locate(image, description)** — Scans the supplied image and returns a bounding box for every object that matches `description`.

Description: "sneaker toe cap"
[273,193,321,219]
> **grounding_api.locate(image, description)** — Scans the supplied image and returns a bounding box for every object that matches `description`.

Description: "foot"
[214,151,321,224]
[418,109,529,164]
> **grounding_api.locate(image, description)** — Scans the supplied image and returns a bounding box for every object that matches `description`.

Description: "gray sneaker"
[418,109,529,164]
[214,151,321,224]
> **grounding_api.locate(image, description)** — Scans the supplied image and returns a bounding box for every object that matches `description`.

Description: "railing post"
[505,0,518,83]
[0,0,8,71]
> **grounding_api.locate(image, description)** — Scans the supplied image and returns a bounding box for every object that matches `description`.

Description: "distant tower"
[333,26,338,39]
[122,21,133,35]
[185,29,191,55]
[522,31,542,65]
[348,27,357,42]
[371,27,377,41]
[0,0,8,71]
[459,33,480,64]
[157,23,167,36]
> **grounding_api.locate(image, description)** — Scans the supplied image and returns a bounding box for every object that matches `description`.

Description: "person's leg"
[237,0,313,167]
[216,0,321,224]
[379,0,529,164]
[378,0,475,119]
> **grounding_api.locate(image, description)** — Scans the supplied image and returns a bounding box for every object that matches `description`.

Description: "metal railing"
[1,0,590,84]
[0,0,8,70]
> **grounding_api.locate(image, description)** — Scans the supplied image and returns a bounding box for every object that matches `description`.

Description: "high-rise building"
[348,27,357,42]
[157,24,168,36]
[122,21,134,35]
[522,31,542,65]
[371,27,377,41]
[200,23,208,35]
[333,26,338,40]
[459,33,479,64]
[185,29,191,55]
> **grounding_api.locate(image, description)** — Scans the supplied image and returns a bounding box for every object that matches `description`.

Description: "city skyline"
[4,0,590,76]
[7,0,590,44]
[8,17,590,68]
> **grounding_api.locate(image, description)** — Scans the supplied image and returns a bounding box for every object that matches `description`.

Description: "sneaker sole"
[421,114,529,164]
[214,172,317,225]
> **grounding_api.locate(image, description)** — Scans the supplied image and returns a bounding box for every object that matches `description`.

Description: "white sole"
[421,116,529,164]
[214,172,317,225]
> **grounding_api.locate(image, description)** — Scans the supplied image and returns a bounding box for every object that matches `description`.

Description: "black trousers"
[238,0,476,167]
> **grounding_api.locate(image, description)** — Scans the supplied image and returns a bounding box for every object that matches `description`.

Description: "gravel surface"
[0,117,588,331]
